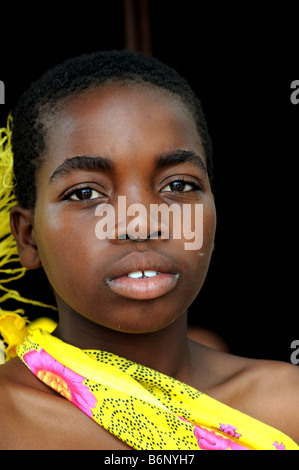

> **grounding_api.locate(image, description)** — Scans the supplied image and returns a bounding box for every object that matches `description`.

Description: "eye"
[160,179,200,193]
[66,187,104,201]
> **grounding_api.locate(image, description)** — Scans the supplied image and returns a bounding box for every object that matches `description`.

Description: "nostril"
[116,232,163,241]
[117,233,130,240]
[149,230,162,239]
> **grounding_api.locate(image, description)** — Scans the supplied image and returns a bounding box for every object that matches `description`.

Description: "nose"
[94,194,171,244]
[113,196,167,242]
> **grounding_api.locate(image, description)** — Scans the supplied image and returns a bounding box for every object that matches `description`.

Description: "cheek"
[34,206,105,292]
[202,202,217,253]
[178,198,216,254]
[179,201,216,291]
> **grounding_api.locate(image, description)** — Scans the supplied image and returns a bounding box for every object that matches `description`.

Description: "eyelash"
[63,187,106,202]
[160,178,201,193]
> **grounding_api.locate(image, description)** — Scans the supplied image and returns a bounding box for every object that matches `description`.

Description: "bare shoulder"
[240,358,299,443]
[0,359,57,449]
[0,360,27,449]
[194,343,299,444]
[0,359,130,450]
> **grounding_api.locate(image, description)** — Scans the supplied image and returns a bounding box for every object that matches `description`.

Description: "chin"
[91,303,183,335]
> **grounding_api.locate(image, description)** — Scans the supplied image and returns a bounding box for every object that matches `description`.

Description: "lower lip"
[107,273,180,300]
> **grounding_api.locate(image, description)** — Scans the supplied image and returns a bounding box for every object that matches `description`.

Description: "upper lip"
[105,251,181,281]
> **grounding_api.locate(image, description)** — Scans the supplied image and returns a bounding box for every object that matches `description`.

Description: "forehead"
[43,83,205,171]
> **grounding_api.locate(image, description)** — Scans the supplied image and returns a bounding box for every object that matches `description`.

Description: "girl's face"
[33,84,216,333]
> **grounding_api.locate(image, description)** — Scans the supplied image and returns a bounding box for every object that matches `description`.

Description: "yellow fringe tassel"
[0,115,57,361]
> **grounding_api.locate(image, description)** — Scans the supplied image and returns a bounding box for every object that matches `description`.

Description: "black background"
[0,1,298,362]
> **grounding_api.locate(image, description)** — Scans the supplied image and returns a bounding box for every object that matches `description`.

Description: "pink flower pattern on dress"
[179,416,248,450]
[194,424,248,450]
[273,441,286,450]
[219,423,242,439]
[23,348,97,418]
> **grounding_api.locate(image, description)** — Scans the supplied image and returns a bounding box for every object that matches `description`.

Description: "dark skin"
[1,84,299,450]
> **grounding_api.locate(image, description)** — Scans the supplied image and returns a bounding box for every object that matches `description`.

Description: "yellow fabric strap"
[17,330,299,450]
[0,117,57,361]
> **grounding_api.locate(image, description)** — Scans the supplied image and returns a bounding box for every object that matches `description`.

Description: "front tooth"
[144,271,158,277]
[128,271,143,278]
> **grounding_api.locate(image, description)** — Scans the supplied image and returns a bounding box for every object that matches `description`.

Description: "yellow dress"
[17,329,299,451]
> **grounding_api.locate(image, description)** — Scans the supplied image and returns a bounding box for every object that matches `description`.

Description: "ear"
[10,206,42,270]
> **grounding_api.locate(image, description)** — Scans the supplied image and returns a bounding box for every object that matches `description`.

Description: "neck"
[53,309,192,381]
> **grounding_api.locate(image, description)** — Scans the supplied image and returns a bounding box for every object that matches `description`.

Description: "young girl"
[0,50,298,450]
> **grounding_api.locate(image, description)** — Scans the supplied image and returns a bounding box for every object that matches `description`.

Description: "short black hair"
[12,50,213,208]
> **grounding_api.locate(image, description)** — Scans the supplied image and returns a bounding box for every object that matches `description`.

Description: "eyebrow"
[155,150,207,172]
[49,156,115,183]
[49,149,206,184]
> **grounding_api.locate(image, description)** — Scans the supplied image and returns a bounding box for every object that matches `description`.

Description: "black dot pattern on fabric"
[85,350,202,449]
